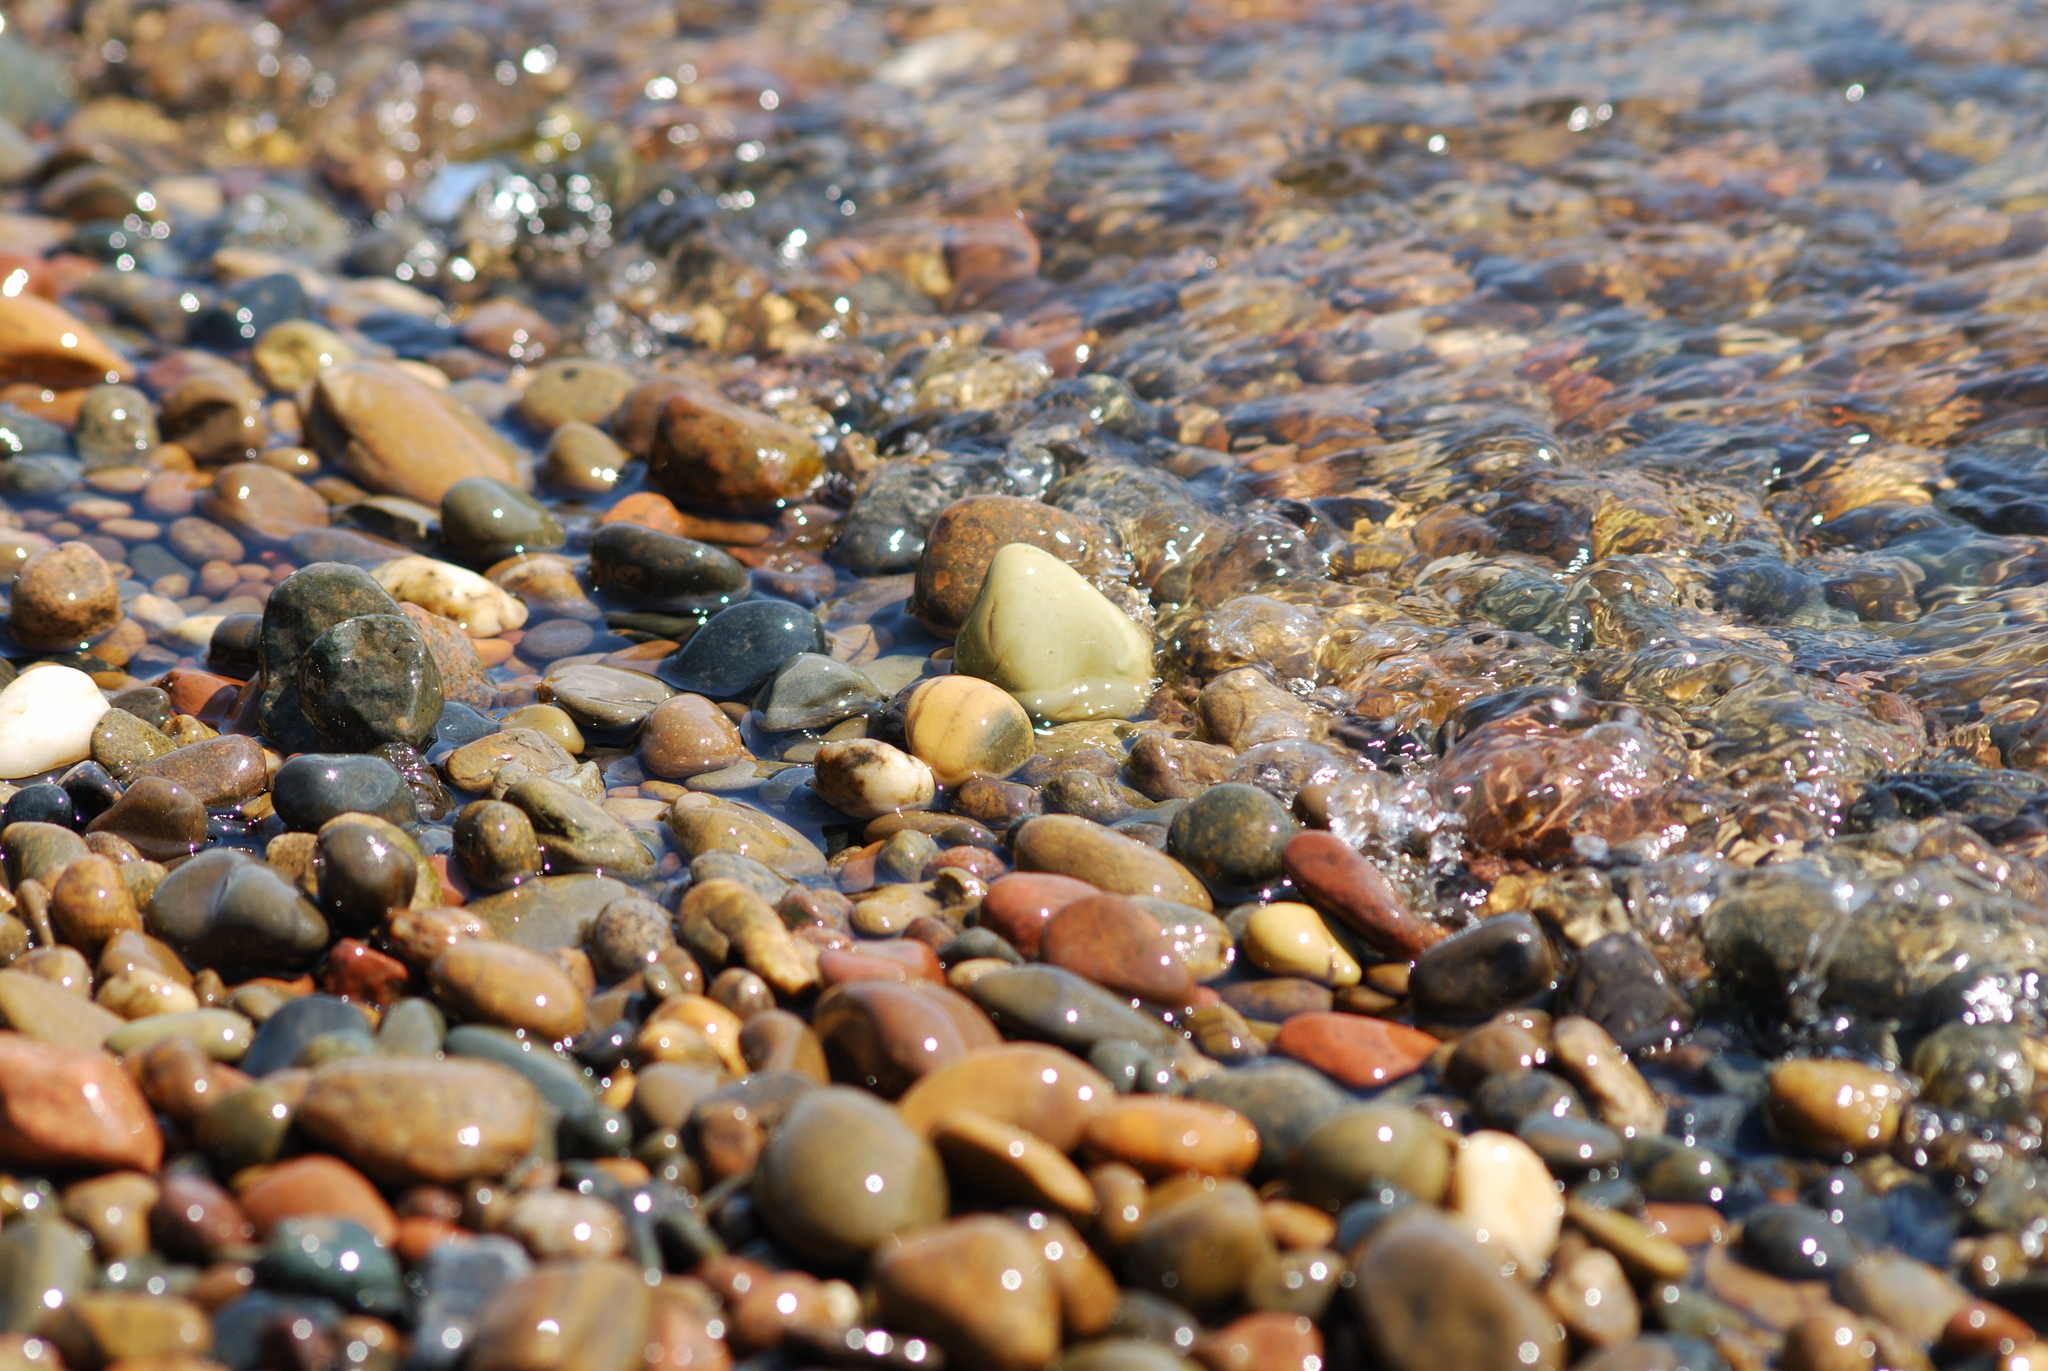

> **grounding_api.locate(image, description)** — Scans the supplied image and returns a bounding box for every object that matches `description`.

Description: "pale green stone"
[953,543,1153,723]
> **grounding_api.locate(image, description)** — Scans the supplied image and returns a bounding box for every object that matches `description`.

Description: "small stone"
[260,1215,402,1314]
[519,359,638,432]
[73,384,157,469]
[0,967,125,1047]
[913,495,1120,637]
[874,1215,1062,1371]
[968,964,1186,1057]
[587,522,748,612]
[1739,1204,1856,1279]
[1351,1207,1566,1371]
[0,293,131,388]
[666,792,826,877]
[811,739,935,819]
[813,979,1001,1097]
[1767,1059,1907,1158]
[130,734,267,808]
[89,708,179,782]
[1241,903,1361,987]
[258,563,408,753]
[1013,815,1211,910]
[465,1257,650,1371]
[242,994,372,1075]
[46,1290,212,1368]
[167,515,245,567]
[540,422,626,492]
[454,799,544,891]
[955,544,1153,723]
[297,613,445,750]
[1562,934,1694,1052]
[932,1109,1098,1214]
[252,319,354,391]
[295,1055,541,1186]
[537,664,675,741]
[374,555,528,637]
[1409,912,1560,1021]
[1041,893,1195,1005]
[1544,1244,1640,1347]
[0,665,110,780]
[896,1042,1112,1149]
[309,360,523,505]
[1281,832,1443,959]
[644,381,824,510]
[755,653,882,732]
[755,1086,949,1265]
[1082,1097,1261,1179]
[145,847,330,978]
[497,1189,625,1260]
[49,853,143,957]
[1549,1016,1666,1138]
[1167,784,1294,894]
[1124,1179,1280,1320]
[979,873,1097,957]
[657,599,831,700]
[274,754,415,831]
[430,941,588,1042]
[902,675,1035,788]
[199,462,329,542]
[0,1031,163,1171]
[1288,1104,1452,1209]
[1272,1012,1439,1089]
[1450,1129,1563,1271]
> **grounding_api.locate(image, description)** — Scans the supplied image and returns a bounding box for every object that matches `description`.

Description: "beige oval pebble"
[1241,902,1361,987]
[1451,1129,1562,1273]
[811,739,935,819]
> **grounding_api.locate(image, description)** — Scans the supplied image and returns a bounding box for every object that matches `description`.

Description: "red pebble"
[1272,1012,1440,1088]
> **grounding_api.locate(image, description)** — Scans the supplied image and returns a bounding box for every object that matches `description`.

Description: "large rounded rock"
[0,1032,162,1172]
[258,563,407,754]
[755,1086,948,1266]
[643,382,823,510]
[874,1216,1061,1371]
[273,753,416,830]
[297,614,444,751]
[955,544,1153,723]
[656,600,830,700]
[7,541,120,650]
[295,1055,541,1186]
[146,848,329,978]
[1351,1207,1566,1371]
[587,522,748,613]
[308,360,524,505]
[1166,783,1294,894]
[0,666,110,780]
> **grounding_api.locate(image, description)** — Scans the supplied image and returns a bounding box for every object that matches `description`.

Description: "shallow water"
[9,0,2048,1365]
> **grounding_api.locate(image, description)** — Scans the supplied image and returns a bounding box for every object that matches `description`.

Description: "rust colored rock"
[978,873,1097,958]
[236,1154,399,1246]
[897,1043,1112,1150]
[1195,1312,1325,1371]
[645,383,823,511]
[1282,831,1444,959]
[294,1056,541,1186]
[813,980,1002,1097]
[8,541,121,650]
[0,1031,163,1172]
[1081,1097,1260,1179]
[1273,1012,1440,1089]
[1039,893,1195,1006]
[911,495,1119,637]
[873,1215,1062,1371]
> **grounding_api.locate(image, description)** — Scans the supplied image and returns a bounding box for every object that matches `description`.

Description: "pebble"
[1352,1207,1565,1371]
[251,319,353,391]
[1166,783,1294,894]
[930,1108,1097,1213]
[0,967,125,1047]
[1041,893,1195,1005]
[896,1043,1111,1149]
[373,555,528,637]
[242,995,372,1075]
[1450,1129,1563,1271]
[541,422,627,492]
[429,941,589,1042]
[272,753,415,830]
[0,1031,163,1171]
[293,1055,540,1186]
[130,734,267,807]
[1544,1244,1639,1347]
[49,853,143,956]
[538,663,675,741]
[517,359,637,432]
[813,979,1001,1096]
[1272,1012,1439,1088]
[257,563,408,752]
[913,495,1120,636]
[1013,815,1212,911]
[1549,1016,1666,1138]
[656,599,831,699]
[1563,933,1695,1052]
[1739,1204,1857,1279]
[308,361,523,505]
[146,848,330,977]
[588,521,749,612]
[1241,903,1361,987]
[8,542,120,650]
[755,1086,949,1265]
[901,674,1034,788]
[756,652,882,732]
[1289,1104,1452,1208]
[0,666,111,779]
[955,544,1154,723]
[1280,832,1443,959]
[1768,1057,1908,1157]
[874,1215,1062,1371]
[1410,913,1560,1021]
[644,382,824,509]
[968,964,1187,1056]
[440,477,565,565]
[811,739,936,819]
[980,873,1098,957]
[666,792,827,876]
[1082,1097,1260,1178]
[237,1154,398,1245]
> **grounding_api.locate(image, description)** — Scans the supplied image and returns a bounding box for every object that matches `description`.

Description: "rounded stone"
[1288,1105,1452,1209]
[7,541,120,650]
[441,477,565,565]
[873,1215,1061,1371]
[430,941,588,1042]
[516,359,638,433]
[1350,1207,1566,1371]
[454,799,544,891]
[902,675,1035,788]
[1040,893,1195,1006]
[643,382,824,510]
[755,1086,949,1266]
[656,600,831,700]
[587,521,748,612]
[754,653,882,733]
[1167,783,1295,893]
[955,543,1154,723]
[296,613,444,751]
[274,754,416,831]
[811,739,936,819]
[540,422,626,492]
[913,494,1120,637]
[295,1055,542,1187]
[317,820,421,935]
[1409,912,1560,1021]
[1241,903,1360,987]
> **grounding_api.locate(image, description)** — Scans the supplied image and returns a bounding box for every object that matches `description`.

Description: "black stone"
[3,783,75,830]
[588,522,750,613]
[259,563,406,753]
[655,599,829,700]
[243,994,372,1076]
[191,273,312,349]
[296,614,444,751]
[1409,912,1560,1020]
[1471,1068,1586,1132]
[1739,1204,1858,1279]
[58,761,123,826]
[1564,933,1695,1052]
[147,848,330,978]
[431,702,499,753]
[208,613,265,677]
[272,754,417,831]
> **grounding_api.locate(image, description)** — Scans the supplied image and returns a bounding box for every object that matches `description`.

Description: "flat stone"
[587,521,748,613]
[0,968,126,1048]
[131,734,267,807]
[812,979,1001,1097]
[897,1043,1111,1149]
[966,964,1186,1056]
[295,1055,541,1186]
[1081,1097,1261,1179]
[273,754,415,831]
[1123,1178,1274,1317]
[430,941,588,1042]
[309,360,524,505]
[1272,1012,1439,1089]
[1012,815,1212,911]
[441,477,564,565]
[374,555,528,637]
[0,1031,162,1171]
[466,874,632,951]
[666,792,825,877]
[1041,893,1195,1005]
[1281,832,1443,959]
[755,1086,948,1266]
[656,599,831,700]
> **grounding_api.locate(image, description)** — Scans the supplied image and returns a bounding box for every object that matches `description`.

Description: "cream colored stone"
[811,739,936,819]
[374,555,529,637]
[0,666,111,780]
[1451,1129,1563,1273]
[1241,902,1361,987]
[954,543,1154,723]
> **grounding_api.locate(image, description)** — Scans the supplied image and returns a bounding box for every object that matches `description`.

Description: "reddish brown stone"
[129,1035,251,1126]
[0,1032,163,1172]
[1282,832,1445,959]
[812,980,1002,1098]
[237,1155,399,1246]
[1195,1312,1325,1371]
[151,1173,254,1262]
[1039,893,1194,1006]
[978,873,1097,958]
[817,939,944,987]
[321,938,410,1008]
[911,494,1119,636]
[1272,1012,1439,1089]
